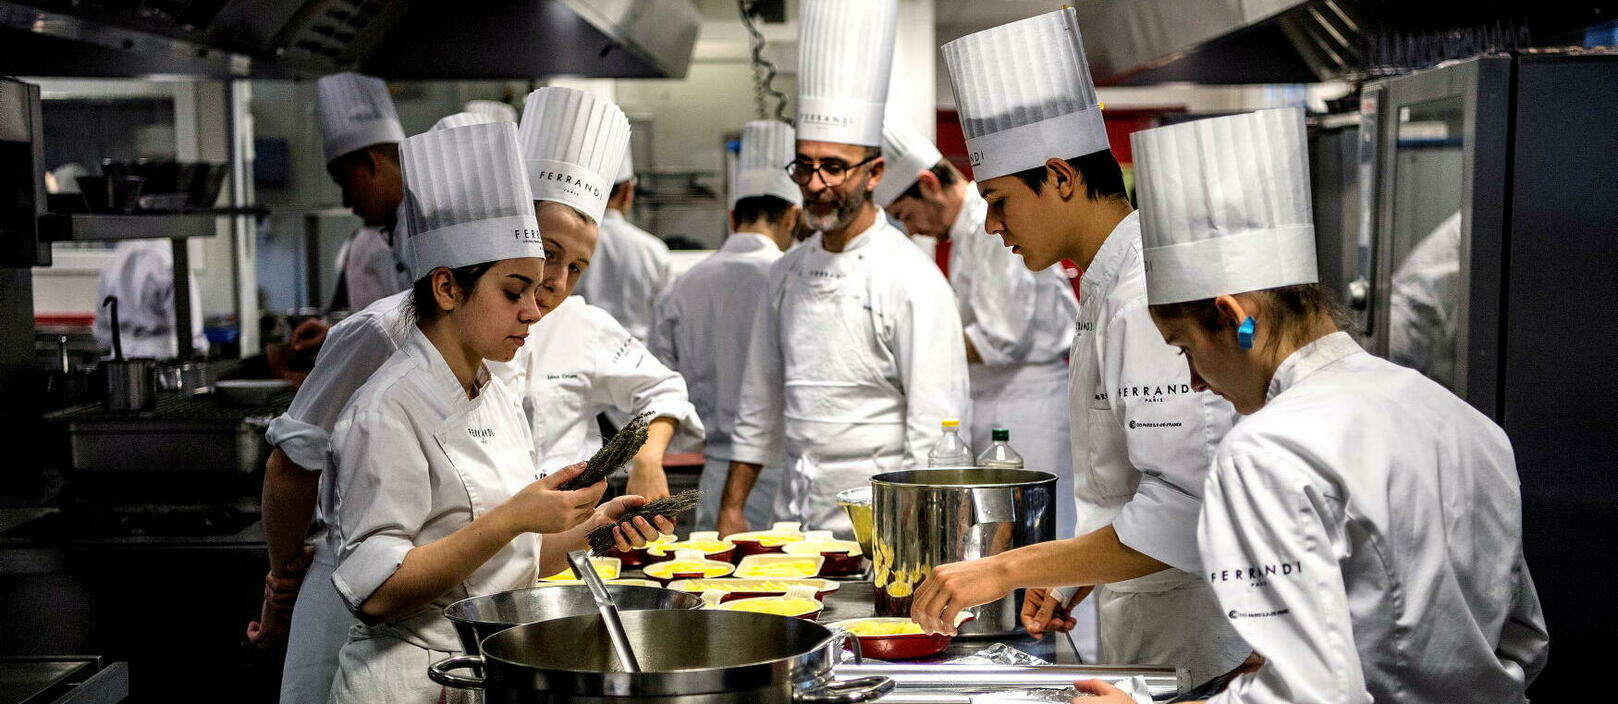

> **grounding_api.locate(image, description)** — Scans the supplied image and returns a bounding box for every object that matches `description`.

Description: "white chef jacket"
[943,188,1078,538]
[574,209,673,342]
[327,328,540,703]
[1202,332,1548,703]
[92,239,209,359]
[335,226,410,311]
[1069,211,1248,684]
[647,232,784,528]
[495,295,703,473]
[1388,211,1462,386]
[730,218,971,534]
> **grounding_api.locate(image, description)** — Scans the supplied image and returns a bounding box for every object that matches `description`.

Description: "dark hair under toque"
[897,160,963,203]
[1148,283,1352,354]
[409,262,497,324]
[1011,149,1128,202]
[732,195,797,226]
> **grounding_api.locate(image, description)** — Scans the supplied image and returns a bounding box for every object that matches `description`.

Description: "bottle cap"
[992,428,1010,442]
[940,419,960,429]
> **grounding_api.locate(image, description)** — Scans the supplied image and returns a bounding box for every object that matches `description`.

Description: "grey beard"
[805,184,867,233]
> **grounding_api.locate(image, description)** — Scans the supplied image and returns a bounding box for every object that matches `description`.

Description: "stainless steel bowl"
[445,585,702,656]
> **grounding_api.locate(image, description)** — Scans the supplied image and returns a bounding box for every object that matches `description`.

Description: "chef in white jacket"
[255,97,638,704]
[325,120,666,704]
[1074,107,1549,703]
[911,9,1247,686]
[719,0,970,538]
[647,120,802,529]
[93,239,208,359]
[574,148,673,341]
[876,120,1079,540]
[316,72,411,310]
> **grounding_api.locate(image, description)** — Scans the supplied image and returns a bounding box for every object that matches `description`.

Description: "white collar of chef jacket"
[403,326,494,409]
[1266,331,1364,403]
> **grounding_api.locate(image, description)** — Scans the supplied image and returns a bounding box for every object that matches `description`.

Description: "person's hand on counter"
[910,554,1014,635]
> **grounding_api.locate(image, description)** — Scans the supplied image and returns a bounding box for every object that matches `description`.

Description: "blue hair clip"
[1237,317,1256,350]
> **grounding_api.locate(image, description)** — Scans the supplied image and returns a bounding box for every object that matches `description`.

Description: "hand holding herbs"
[557,412,654,491]
[589,490,702,555]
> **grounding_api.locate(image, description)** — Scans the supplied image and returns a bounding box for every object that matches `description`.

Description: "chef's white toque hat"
[795,0,899,147]
[1132,108,1318,304]
[942,8,1110,181]
[315,72,405,164]
[518,87,631,223]
[399,121,541,281]
[733,120,802,208]
[873,120,945,207]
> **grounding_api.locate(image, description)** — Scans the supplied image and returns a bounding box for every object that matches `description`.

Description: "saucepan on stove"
[429,609,894,703]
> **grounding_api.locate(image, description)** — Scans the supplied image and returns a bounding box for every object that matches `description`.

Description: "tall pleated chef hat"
[433,111,498,131]
[795,0,899,147]
[732,120,802,208]
[315,72,405,164]
[941,7,1109,181]
[873,120,944,207]
[464,99,518,123]
[1132,108,1318,305]
[518,86,631,223]
[399,121,541,282]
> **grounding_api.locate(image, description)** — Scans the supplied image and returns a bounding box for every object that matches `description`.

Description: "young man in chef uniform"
[253,91,659,704]
[574,147,673,342]
[718,0,970,538]
[1073,108,1549,704]
[648,120,803,530]
[908,8,1249,686]
[315,72,411,310]
[877,120,1080,541]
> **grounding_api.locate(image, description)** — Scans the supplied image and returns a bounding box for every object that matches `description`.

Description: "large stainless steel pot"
[429,610,894,703]
[445,585,702,656]
[870,468,1058,638]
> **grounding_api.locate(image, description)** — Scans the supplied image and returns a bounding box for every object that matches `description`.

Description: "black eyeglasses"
[785,155,878,186]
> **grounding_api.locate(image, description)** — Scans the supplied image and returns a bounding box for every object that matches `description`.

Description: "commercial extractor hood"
[1074,0,1610,85]
[0,0,700,79]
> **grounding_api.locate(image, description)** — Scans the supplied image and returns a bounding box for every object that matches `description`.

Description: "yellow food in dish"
[730,532,804,547]
[674,579,822,593]
[884,581,913,597]
[651,539,733,554]
[719,597,820,616]
[788,539,860,556]
[844,620,925,637]
[540,560,620,582]
[647,561,732,578]
[736,559,821,579]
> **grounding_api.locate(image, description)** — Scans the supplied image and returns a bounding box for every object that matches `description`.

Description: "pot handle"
[794,676,896,703]
[427,654,486,690]
[971,486,1016,524]
[823,627,864,665]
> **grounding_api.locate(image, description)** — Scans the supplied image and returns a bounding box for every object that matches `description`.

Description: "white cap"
[1133,108,1318,305]
[518,87,631,223]
[433,112,497,131]
[941,8,1110,181]
[315,72,405,164]
[464,99,518,123]
[616,148,635,184]
[732,120,801,208]
[399,121,542,282]
[873,120,944,207]
[795,0,898,147]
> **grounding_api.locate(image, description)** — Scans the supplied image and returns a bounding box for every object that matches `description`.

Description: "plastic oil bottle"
[926,419,974,467]
[975,428,1024,469]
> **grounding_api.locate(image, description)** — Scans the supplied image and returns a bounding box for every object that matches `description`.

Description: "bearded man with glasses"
[718,0,971,539]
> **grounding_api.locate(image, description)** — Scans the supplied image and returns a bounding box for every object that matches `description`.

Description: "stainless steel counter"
[815,580,1078,665]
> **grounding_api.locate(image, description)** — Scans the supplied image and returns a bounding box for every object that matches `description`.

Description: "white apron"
[771,248,907,536]
[280,549,355,704]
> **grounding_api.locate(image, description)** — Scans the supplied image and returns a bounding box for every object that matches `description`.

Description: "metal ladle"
[566,549,641,673]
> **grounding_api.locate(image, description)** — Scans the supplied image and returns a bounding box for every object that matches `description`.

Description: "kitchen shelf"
[39,213,227,242]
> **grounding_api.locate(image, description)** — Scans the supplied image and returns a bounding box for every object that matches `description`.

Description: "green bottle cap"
[992,428,1009,442]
